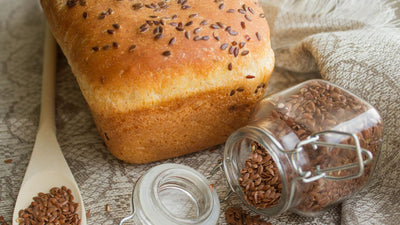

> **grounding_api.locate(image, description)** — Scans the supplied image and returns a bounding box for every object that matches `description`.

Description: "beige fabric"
[0,0,398,224]
[260,0,400,224]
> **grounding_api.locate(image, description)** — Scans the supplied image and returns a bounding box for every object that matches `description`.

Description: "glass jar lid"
[120,163,220,225]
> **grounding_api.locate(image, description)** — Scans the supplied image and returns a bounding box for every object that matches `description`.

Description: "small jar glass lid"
[120,163,220,225]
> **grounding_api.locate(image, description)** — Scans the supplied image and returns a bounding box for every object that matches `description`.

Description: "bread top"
[41,0,274,114]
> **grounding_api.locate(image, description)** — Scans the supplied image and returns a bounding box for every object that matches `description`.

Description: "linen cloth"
[260,0,400,224]
[0,0,399,224]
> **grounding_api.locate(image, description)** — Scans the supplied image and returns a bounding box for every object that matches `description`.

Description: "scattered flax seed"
[241,21,246,29]
[232,41,237,46]
[185,31,190,39]
[210,24,220,29]
[209,184,214,192]
[92,46,99,52]
[82,12,88,19]
[172,14,178,19]
[228,63,233,71]
[133,3,144,10]
[219,3,225,10]
[18,186,81,225]
[225,207,271,225]
[260,13,265,18]
[200,20,208,25]
[239,42,246,48]
[98,14,106,20]
[140,23,148,29]
[245,15,252,21]
[169,37,176,45]
[221,43,228,50]
[112,42,119,48]
[194,27,201,34]
[145,4,154,9]
[256,32,261,41]
[194,36,202,41]
[112,24,120,29]
[229,46,234,54]
[140,26,149,33]
[102,45,110,50]
[246,75,255,79]
[237,87,245,92]
[153,27,160,34]
[169,22,178,27]
[245,35,251,41]
[234,47,239,57]
[0,215,8,225]
[162,51,171,56]
[66,0,77,8]
[257,83,266,89]
[4,159,12,163]
[248,7,255,14]
[213,32,220,41]
[227,9,235,13]
[189,13,198,18]
[107,29,115,34]
[202,36,210,41]
[129,45,136,52]
[185,21,193,26]
[241,50,249,56]
[238,9,246,14]
[228,30,238,36]
[216,22,225,28]
[154,33,163,40]
[209,147,219,153]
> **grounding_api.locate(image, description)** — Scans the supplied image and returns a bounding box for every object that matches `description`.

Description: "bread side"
[41,0,275,163]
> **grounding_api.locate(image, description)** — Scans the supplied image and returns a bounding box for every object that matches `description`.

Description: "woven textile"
[0,0,399,224]
[260,0,400,224]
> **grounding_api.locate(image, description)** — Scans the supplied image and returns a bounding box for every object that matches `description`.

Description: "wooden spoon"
[12,24,86,225]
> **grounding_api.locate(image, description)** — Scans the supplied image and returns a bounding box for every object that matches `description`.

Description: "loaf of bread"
[41,0,275,163]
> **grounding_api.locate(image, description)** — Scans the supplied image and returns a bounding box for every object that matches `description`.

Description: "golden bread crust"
[41,0,274,163]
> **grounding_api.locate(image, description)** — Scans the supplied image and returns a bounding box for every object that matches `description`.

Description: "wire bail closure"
[207,159,234,203]
[282,130,374,208]
[119,179,137,225]
[287,130,373,182]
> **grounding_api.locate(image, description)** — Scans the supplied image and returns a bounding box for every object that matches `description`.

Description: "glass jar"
[119,164,220,225]
[224,79,383,216]
[120,79,383,223]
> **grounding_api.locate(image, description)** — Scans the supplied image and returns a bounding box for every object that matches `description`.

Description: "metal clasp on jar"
[207,159,234,203]
[282,130,374,206]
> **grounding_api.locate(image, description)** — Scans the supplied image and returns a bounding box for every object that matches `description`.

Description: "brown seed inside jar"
[238,142,282,209]
[256,80,382,213]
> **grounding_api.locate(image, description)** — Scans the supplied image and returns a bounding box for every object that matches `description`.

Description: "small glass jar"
[120,79,383,223]
[224,79,383,216]
[119,164,220,225]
